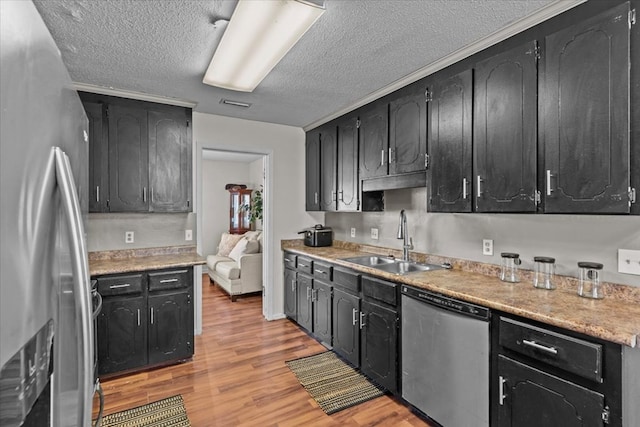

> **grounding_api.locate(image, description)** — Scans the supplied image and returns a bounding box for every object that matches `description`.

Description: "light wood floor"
[93,274,432,426]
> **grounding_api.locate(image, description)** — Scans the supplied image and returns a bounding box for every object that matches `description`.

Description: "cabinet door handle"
[137,309,140,326]
[160,278,178,284]
[150,307,154,325]
[96,186,100,203]
[389,148,394,164]
[291,279,296,292]
[109,283,130,289]
[381,149,385,166]
[499,376,507,405]
[338,190,344,201]
[522,339,558,355]
[314,192,318,204]
[306,287,311,300]
[352,308,358,326]
[476,175,483,198]
[462,178,468,199]
[546,170,554,196]
[359,312,366,329]
[143,187,147,202]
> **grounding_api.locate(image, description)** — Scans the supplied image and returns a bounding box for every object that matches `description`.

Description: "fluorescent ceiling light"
[203,0,325,92]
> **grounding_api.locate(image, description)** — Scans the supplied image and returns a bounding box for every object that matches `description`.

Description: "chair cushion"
[206,255,232,270]
[228,237,260,262]
[216,261,241,280]
[217,232,245,256]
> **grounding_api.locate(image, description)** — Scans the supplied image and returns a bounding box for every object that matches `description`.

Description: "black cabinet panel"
[359,103,389,180]
[312,280,332,345]
[320,124,337,211]
[389,86,427,175]
[305,130,321,211]
[497,355,605,427]
[474,41,538,212]
[428,69,473,212]
[148,109,191,212]
[98,296,147,375]
[84,101,109,213]
[332,288,360,367]
[108,104,149,212]
[543,3,630,213]
[337,116,359,211]
[361,300,397,393]
[296,274,313,332]
[284,267,297,320]
[148,291,193,365]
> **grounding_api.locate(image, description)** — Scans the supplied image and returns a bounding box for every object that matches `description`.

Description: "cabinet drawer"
[333,267,360,293]
[297,256,313,275]
[362,276,397,306]
[499,317,603,382]
[148,269,189,291]
[283,252,297,269]
[313,261,332,282]
[97,274,143,296]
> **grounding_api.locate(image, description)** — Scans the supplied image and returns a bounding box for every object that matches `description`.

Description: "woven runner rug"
[97,394,190,427]
[286,351,385,415]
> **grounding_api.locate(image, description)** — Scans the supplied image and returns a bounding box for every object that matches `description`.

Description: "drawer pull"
[314,269,325,274]
[522,339,558,355]
[299,263,308,268]
[160,278,179,284]
[499,376,507,405]
[109,283,130,289]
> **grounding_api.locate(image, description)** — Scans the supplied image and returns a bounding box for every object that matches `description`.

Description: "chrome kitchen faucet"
[397,209,413,262]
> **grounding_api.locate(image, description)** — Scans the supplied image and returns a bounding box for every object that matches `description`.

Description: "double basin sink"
[341,255,449,275]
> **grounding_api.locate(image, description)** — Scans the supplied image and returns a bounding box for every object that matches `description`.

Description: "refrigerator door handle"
[55,147,93,427]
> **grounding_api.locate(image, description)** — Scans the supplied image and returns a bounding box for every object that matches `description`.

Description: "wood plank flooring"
[93,274,432,426]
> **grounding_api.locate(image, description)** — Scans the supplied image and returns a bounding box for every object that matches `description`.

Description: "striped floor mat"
[97,394,190,427]
[286,351,385,415]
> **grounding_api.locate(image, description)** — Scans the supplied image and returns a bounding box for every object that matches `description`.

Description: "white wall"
[193,112,324,320]
[201,160,252,258]
[326,188,640,287]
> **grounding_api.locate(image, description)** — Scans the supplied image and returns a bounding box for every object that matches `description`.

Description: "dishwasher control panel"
[401,285,490,320]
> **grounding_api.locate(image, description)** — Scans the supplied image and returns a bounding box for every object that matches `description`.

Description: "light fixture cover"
[203,0,325,92]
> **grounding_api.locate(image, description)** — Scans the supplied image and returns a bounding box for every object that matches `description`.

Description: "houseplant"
[242,186,263,229]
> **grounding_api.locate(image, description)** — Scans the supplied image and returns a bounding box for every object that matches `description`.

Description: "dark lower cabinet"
[296,274,313,332]
[360,300,398,393]
[497,355,605,427]
[332,287,360,367]
[283,267,297,320]
[147,291,193,365]
[96,267,194,376]
[312,280,333,345]
[98,296,147,375]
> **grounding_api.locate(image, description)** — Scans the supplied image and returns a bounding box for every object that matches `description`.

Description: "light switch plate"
[482,239,493,256]
[125,231,134,244]
[350,227,356,238]
[185,229,193,241]
[371,228,379,240]
[618,249,640,275]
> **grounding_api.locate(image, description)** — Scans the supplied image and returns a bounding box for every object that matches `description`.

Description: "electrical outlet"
[350,227,356,238]
[482,239,493,256]
[125,231,134,244]
[371,228,379,240]
[618,249,640,275]
[185,229,193,241]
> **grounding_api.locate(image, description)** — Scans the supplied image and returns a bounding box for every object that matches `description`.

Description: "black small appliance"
[299,224,333,247]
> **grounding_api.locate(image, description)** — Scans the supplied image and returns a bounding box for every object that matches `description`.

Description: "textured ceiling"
[33,0,560,128]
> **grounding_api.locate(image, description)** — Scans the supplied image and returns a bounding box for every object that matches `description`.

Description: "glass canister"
[533,256,556,290]
[577,262,604,299]
[500,252,521,283]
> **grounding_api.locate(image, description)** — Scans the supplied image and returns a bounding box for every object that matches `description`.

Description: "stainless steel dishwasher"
[401,285,490,427]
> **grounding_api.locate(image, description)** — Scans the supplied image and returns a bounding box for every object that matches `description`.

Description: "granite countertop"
[89,246,206,276]
[282,239,640,348]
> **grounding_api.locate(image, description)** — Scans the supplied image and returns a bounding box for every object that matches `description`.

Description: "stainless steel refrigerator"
[0,1,96,426]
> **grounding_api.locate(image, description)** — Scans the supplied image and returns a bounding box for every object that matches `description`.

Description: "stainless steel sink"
[341,255,448,275]
[341,255,396,267]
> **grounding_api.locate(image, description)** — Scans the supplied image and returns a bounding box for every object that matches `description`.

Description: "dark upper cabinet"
[332,287,360,367]
[389,86,427,175]
[148,109,191,212]
[337,116,359,211]
[108,104,149,212]
[428,69,474,212]
[320,124,338,211]
[474,41,538,213]
[84,101,109,213]
[147,291,193,365]
[98,295,147,375]
[359,102,389,180]
[305,129,321,211]
[543,2,631,213]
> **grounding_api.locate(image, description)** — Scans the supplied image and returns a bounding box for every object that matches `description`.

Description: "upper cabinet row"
[81,93,193,213]
[306,1,636,215]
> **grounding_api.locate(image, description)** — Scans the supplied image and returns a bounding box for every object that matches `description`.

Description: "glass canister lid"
[501,252,520,259]
[534,256,555,264]
[578,261,603,270]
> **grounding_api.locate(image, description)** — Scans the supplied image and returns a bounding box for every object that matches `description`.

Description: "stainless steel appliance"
[0,1,97,425]
[401,285,490,427]
[299,224,333,247]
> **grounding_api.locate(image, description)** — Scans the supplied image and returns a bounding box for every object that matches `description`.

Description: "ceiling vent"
[220,99,252,108]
